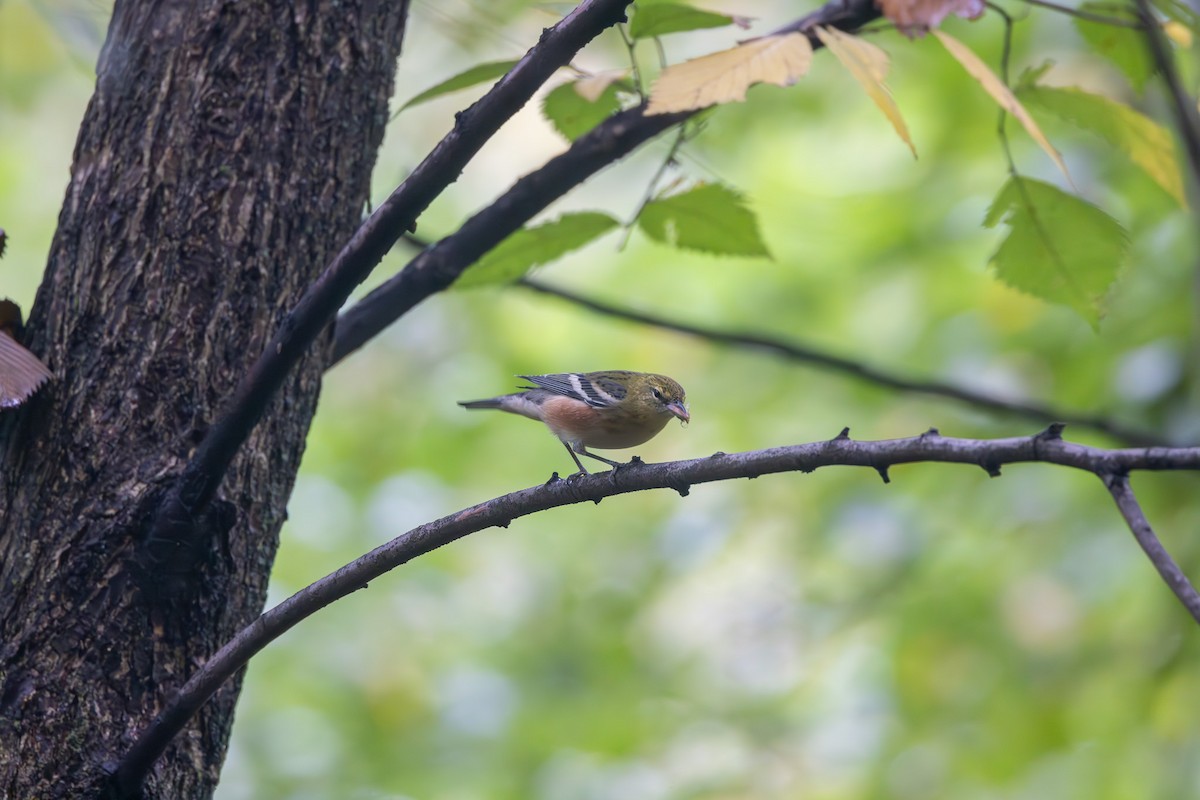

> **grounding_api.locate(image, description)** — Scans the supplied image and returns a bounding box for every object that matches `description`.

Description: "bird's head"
[639,373,689,423]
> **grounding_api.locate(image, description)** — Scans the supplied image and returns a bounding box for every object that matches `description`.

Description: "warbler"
[459,371,689,475]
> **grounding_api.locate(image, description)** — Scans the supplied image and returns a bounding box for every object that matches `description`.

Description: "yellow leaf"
[574,70,628,102]
[1164,20,1192,48]
[646,33,813,115]
[814,27,916,158]
[932,30,1071,183]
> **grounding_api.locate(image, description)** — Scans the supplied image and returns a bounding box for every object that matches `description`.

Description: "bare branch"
[149,0,636,540]
[115,426,1200,793]
[1104,473,1200,624]
[518,278,1169,447]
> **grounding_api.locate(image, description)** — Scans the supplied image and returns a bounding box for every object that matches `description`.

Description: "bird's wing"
[519,373,627,408]
[0,333,52,408]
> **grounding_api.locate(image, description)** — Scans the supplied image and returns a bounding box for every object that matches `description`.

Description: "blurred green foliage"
[3,0,1199,798]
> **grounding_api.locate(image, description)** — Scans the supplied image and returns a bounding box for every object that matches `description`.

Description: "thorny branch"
[115,426,1200,794]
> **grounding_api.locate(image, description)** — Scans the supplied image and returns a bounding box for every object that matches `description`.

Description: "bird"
[459,370,689,476]
[0,299,53,409]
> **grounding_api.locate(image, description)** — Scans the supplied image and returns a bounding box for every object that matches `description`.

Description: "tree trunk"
[0,1,409,796]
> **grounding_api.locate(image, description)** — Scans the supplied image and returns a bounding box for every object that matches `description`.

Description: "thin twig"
[518,278,1169,446]
[112,426,1200,794]
[616,22,646,99]
[148,0,635,541]
[1016,0,1145,27]
[989,1,1014,85]
[1104,473,1200,624]
[653,35,668,70]
[618,125,688,249]
[990,4,1022,175]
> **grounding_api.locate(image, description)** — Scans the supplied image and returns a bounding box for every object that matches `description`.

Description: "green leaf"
[456,212,621,288]
[541,81,624,141]
[1074,5,1152,91]
[637,184,770,257]
[983,177,1128,325]
[1015,61,1053,91]
[629,3,738,39]
[1018,84,1186,207]
[398,60,519,112]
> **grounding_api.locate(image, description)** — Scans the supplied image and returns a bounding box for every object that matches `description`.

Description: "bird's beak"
[666,402,690,422]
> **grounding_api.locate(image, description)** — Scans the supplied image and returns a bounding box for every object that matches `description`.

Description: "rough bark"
[0,1,408,797]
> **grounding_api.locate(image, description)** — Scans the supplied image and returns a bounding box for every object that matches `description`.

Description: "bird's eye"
[651,388,663,401]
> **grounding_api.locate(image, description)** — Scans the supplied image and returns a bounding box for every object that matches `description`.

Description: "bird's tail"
[458,397,506,410]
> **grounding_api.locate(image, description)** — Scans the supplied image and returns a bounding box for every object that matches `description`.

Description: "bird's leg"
[577,447,623,469]
[562,443,590,479]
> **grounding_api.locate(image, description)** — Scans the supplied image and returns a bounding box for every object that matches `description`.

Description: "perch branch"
[115,426,1200,794]
[518,278,1168,447]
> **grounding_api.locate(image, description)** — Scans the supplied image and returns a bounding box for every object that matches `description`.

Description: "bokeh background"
[3,1,1199,797]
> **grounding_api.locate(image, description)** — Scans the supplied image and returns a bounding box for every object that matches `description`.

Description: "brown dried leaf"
[646,33,814,115]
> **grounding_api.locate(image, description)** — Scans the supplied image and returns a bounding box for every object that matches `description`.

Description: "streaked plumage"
[460,370,689,475]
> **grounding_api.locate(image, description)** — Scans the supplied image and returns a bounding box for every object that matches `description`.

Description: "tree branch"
[517,278,1169,447]
[329,0,884,366]
[151,0,635,537]
[115,425,1200,793]
[1104,473,1200,624]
